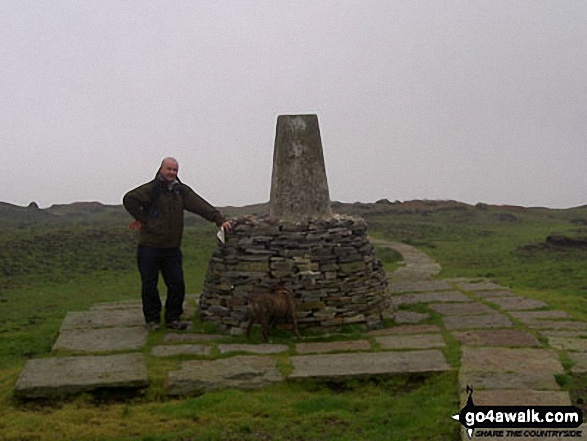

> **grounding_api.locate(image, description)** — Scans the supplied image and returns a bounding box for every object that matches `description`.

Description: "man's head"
[159,157,179,183]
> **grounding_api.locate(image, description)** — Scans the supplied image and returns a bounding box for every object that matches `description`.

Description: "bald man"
[123,157,232,330]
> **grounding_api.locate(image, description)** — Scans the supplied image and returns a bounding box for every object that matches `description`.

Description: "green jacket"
[123,176,225,248]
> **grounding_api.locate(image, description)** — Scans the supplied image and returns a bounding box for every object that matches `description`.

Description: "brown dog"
[246,284,300,342]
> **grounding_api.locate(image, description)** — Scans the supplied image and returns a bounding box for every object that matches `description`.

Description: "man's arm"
[182,185,226,226]
[123,183,153,224]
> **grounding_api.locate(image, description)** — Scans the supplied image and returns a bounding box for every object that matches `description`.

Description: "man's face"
[160,160,179,183]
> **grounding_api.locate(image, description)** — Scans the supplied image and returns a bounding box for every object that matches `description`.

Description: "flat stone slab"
[295,340,371,354]
[90,301,142,310]
[367,325,441,336]
[394,311,430,324]
[289,350,450,380]
[167,355,282,396]
[60,310,145,330]
[460,347,564,374]
[459,371,559,391]
[443,314,514,330]
[484,296,548,311]
[14,353,148,398]
[389,280,453,293]
[390,264,441,280]
[569,352,587,374]
[164,333,225,342]
[510,310,570,321]
[429,302,496,316]
[376,334,445,350]
[217,344,289,354]
[548,337,587,352]
[391,291,471,306]
[470,290,515,298]
[465,389,571,406]
[53,327,148,352]
[540,330,587,338]
[152,344,212,357]
[525,320,587,330]
[456,281,508,291]
[453,329,541,347]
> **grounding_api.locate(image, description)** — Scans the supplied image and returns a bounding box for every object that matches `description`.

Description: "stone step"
[53,326,148,353]
[288,350,450,380]
[452,329,541,347]
[167,355,282,396]
[295,340,371,354]
[391,291,471,306]
[443,314,514,330]
[389,280,454,294]
[60,309,145,330]
[14,353,148,399]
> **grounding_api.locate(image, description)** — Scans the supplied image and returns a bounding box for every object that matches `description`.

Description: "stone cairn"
[199,115,389,335]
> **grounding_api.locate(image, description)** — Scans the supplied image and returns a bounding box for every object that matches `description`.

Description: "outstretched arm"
[183,185,227,227]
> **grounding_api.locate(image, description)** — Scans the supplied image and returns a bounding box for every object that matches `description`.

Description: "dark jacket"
[123,176,225,248]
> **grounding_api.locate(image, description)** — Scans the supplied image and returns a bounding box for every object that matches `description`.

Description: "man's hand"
[221,220,234,234]
[129,220,143,230]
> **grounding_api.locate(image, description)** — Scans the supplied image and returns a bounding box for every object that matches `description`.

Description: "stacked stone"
[199,215,389,335]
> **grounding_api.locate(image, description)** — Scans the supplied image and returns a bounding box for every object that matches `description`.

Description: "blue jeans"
[137,245,185,324]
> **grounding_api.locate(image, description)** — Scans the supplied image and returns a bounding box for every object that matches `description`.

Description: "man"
[123,157,232,330]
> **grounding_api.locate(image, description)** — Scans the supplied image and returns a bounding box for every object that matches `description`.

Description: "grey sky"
[2,1,586,209]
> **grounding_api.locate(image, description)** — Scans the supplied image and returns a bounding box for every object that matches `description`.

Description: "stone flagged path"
[13,240,587,439]
[14,353,148,399]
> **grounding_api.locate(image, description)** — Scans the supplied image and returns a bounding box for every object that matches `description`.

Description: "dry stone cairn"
[199,114,389,334]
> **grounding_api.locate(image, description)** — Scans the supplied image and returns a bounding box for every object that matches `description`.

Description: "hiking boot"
[146,321,161,331]
[165,320,189,330]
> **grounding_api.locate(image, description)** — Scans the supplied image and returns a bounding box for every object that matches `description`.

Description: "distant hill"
[2,199,587,229]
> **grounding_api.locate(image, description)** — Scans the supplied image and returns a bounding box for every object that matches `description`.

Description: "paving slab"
[390,264,441,280]
[540,330,587,338]
[152,344,212,357]
[525,320,587,330]
[394,311,430,324]
[366,324,441,336]
[456,281,508,291]
[217,344,289,354]
[60,309,145,330]
[14,353,148,399]
[376,334,445,350]
[511,310,571,321]
[391,291,471,306]
[568,353,587,374]
[463,389,572,406]
[389,280,453,293]
[90,301,142,310]
[53,327,148,352]
[470,290,515,298]
[288,350,450,380]
[443,314,514,330]
[548,337,587,352]
[484,296,548,311]
[460,347,564,374]
[429,302,496,316]
[453,329,541,347]
[167,355,282,396]
[164,333,225,342]
[295,340,371,354]
[459,371,559,391]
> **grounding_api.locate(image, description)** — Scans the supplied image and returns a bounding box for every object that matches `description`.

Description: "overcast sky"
[2,1,586,209]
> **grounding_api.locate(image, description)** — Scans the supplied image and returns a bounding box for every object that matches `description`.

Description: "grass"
[2,201,587,439]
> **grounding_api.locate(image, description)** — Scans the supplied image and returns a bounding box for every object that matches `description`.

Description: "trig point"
[269,114,331,222]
